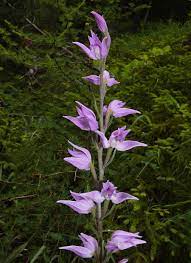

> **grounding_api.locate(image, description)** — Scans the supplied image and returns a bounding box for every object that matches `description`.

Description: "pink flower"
[106,230,146,253]
[63,101,98,131]
[105,100,140,118]
[96,126,147,151]
[101,181,138,204]
[64,141,91,170]
[57,190,96,214]
[60,233,98,258]
[73,31,110,60]
[69,180,138,205]
[83,70,119,87]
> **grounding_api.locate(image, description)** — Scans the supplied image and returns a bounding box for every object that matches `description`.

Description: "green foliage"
[107,21,191,262]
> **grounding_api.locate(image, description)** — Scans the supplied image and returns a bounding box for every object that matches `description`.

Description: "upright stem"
[98,59,106,182]
[99,60,106,133]
[97,59,106,263]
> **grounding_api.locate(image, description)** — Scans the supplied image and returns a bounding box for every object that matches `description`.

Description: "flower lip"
[101,180,117,199]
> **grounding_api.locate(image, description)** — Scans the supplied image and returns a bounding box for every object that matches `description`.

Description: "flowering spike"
[58,10,147,262]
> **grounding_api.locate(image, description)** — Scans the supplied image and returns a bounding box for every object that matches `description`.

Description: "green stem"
[96,58,107,263]
[104,149,116,169]
[103,148,113,168]
[90,162,98,182]
[99,60,106,133]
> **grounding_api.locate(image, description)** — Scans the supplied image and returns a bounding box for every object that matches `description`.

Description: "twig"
[1,194,37,202]
[25,17,47,35]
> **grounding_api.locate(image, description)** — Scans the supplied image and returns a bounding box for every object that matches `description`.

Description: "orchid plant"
[57,11,147,263]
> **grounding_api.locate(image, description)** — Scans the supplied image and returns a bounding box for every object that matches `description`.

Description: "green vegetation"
[1,1,191,262]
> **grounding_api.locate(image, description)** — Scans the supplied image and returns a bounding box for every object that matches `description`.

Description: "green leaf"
[30,245,46,263]
[5,242,28,263]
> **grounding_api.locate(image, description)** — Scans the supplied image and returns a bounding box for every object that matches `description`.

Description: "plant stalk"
[96,58,107,263]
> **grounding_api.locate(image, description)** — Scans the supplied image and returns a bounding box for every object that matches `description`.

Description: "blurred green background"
[1,0,191,262]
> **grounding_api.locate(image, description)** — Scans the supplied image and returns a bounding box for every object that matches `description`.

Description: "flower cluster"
[57,180,138,214]
[57,11,147,262]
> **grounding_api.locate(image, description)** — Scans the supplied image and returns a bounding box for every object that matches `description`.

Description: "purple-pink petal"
[64,101,98,131]
[107,77,120,87]
[64,141,91,170]
[101,36,109,58]
[108,100,126,110]
[115,140,147,151]
[79,233,98,252]
[112,230,141,239]
[116,237,146,250]
[57,199,95,214]
[106,33,111,49]
[111,192,139,204]
[106,230,146,253]
[64,156,90,170]
[91,11,108,33]
[76,101,96,118]
[59,233,98,258]
[103,70,119,87]
[107,100,140,118]
[105,241,118,253]
[118,259,128,263]
[109,126,130,143]
[67,148,83,158]
[113,108,140,118]
[95,130,110,148]
[101,180,117,199]
[70,190,104,204]
[59,245,93,258]
[83,70,119,87]
[73,42,96,59]
[83,75,100,85]
[68,141,91,162]
[63,116,89,130]
[89,30,102,46]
